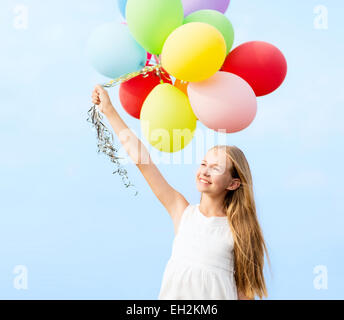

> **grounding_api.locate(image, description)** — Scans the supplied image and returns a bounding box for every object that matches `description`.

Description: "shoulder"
[180,203,196,219]
[173,203,196,235]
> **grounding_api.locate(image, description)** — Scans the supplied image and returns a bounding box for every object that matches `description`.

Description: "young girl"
[92,85,270,300]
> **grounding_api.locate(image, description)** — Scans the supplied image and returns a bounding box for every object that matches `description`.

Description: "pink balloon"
[145,52,152,66]
[188,72,257,133]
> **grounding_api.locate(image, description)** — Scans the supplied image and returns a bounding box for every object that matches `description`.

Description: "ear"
[226,178,241,191]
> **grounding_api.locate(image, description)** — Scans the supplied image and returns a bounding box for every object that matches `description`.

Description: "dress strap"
[178,203,194,228]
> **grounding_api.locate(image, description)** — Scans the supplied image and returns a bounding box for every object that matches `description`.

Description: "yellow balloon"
[140,83,197,153]
[161,22,226,82]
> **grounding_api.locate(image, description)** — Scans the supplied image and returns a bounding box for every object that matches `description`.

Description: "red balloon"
[119,67,172,119]
[221,41,287,97]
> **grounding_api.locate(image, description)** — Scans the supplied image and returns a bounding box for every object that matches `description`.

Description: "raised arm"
[92,85,189,233]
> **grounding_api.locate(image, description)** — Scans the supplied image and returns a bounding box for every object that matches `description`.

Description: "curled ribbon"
[87,63,165,196]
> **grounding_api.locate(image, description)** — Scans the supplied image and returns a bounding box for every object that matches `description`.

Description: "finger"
[95,84,104,93]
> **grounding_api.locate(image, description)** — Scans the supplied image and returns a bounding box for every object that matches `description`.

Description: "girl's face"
[196,148,240,194]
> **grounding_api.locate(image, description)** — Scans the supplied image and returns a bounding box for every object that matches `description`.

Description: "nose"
[200,165,210,176]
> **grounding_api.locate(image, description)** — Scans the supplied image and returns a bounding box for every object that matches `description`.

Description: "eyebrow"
[202,160,221,167]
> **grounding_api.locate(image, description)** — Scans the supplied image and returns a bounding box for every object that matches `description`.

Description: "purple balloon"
[182,0,230,16]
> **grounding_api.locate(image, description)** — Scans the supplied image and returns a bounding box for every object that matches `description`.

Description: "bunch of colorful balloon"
[87,0,287,154]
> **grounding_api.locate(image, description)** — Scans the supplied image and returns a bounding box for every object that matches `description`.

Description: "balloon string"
[153,54,160,65]
[105,64,162,88]
[152,55,165,84]
[87,64,163,196]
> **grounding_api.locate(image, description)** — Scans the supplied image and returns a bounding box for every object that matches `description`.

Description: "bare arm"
[92,85,188,233]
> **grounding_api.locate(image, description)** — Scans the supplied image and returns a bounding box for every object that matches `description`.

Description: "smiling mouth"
[199,178,211,184]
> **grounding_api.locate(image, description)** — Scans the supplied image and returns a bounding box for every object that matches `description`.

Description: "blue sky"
[0,0,343,299]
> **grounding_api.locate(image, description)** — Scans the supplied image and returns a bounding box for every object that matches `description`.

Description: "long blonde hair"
[209,145,270,299]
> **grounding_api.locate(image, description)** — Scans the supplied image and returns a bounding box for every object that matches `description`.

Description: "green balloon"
[126,0,184,55]
[184,9,234,54]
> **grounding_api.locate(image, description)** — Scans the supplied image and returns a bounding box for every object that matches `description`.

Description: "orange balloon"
[174,79,189,95]
[174,79,198,120]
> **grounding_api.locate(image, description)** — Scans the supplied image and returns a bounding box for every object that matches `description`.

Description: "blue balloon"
[87,22,146,79]
[118,0,127,18]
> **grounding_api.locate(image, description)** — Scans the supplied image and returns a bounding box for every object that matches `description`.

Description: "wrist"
[104,104,116,118]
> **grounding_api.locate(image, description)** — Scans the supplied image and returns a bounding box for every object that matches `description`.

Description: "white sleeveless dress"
[158,203,238,300]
